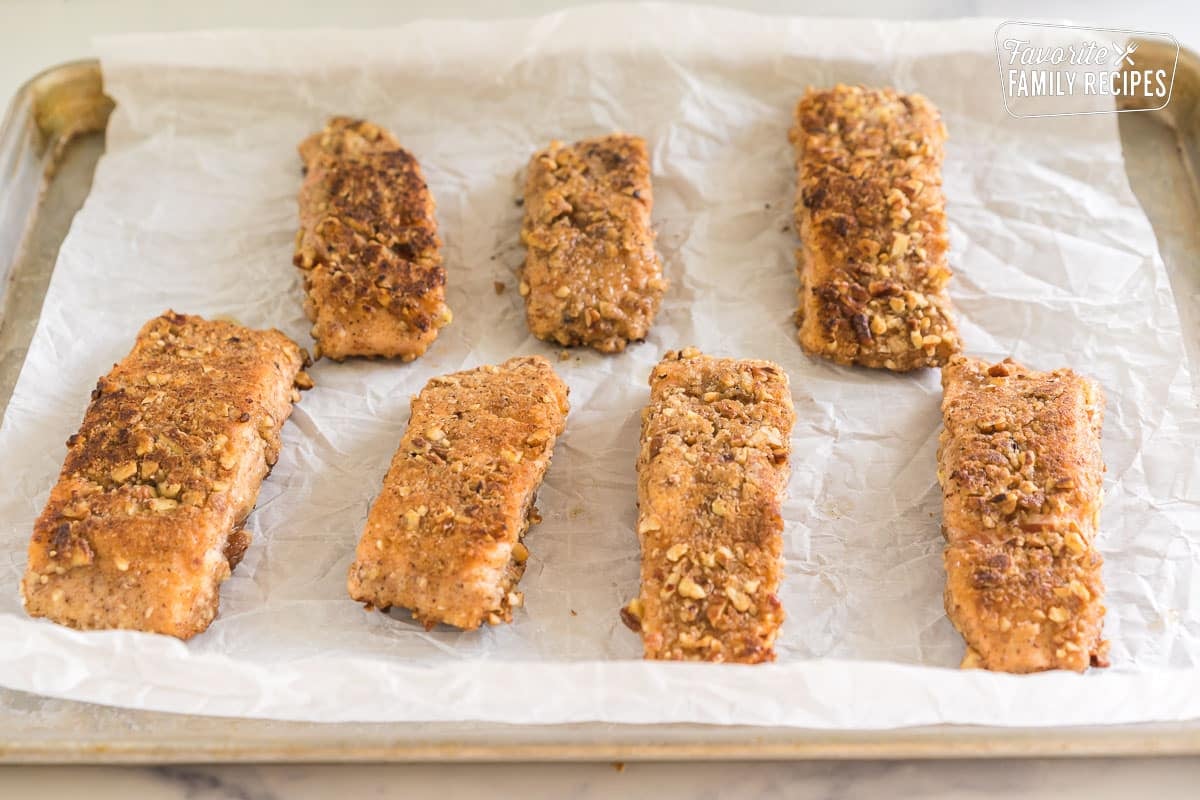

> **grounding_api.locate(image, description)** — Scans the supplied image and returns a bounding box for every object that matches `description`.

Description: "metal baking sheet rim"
[0,43,1198,762]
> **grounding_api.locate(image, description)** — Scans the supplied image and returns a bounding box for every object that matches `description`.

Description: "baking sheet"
[1,5,1199,728]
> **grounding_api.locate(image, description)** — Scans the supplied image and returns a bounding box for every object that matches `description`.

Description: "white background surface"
[3,0,1200,796]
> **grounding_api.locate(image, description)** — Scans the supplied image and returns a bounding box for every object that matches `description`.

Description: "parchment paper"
[1,5,1199,728]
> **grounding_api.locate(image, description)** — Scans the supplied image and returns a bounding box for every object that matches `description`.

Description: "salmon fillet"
[622,348,794,663]
[519,133,666,353]
[938,355,1108,672]
[790,85,960,370]
[20,311,310,639]
[347,356,569,629]
[295,116,451,361]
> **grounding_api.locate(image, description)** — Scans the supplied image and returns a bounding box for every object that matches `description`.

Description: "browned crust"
[20,311,311,639]
[938,355,1107,673]
[790,85,960,371]
[347,356,570,630]
[519,133,666,353]
[295,117,450,361]
[623,348,794,663]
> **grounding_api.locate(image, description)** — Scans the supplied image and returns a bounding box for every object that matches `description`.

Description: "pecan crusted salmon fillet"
[519,133,667,353]
[295,116,451,361]
[347,356,570,630]
[622,348,795,663]
[938,355,1108,673]
[790,85,960,371]
[20,311,311,639]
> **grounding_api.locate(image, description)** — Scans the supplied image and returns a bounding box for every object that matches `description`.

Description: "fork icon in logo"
[1112,41,1140,66]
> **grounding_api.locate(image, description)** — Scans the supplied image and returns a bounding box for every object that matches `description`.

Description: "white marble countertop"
[2,758,1200,798]
[3,0,1200,796]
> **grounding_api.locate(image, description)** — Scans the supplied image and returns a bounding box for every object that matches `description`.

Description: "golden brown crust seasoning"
[623,348,794,663]
[20,311,310,639]
[791,85,960,371]
[347,356,570,630]
[295,117,450,361]
[938,355,1108,672]
[519,133,666,353]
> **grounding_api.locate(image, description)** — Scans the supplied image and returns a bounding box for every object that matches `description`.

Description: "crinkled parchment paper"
[2,5,1199,727]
